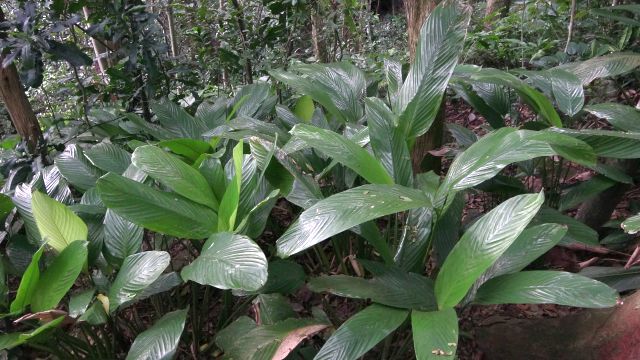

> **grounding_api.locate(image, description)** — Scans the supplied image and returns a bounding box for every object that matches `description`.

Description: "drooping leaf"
[13,184,42,244]
[9,246,44,313]
[254,294,297,325]
[121,272,183,308]
[31,241,88,312]
[308,267,437,310]
[475,271,618,308]
[108,251,171,312]
[181,232,267,291]
[132,145,218,210]
[584,103,640,132]
[396,2,471,138]
[32,191,88,253]
[559,175,616,212]
[531,207,599,246]
[548,128,640,159]
[314,304,408,360]
[69,288,95,318]
[103,209,143,266]
[126,309,188,360]
[277,184,431,257]
[84,143,131,174]
[270,62,365,123]
[412,308,459,360]
[555,52,640,85]
[435,192,544,308]
[97,173,217,239]
[0,317,65,351]
[580,266,640,292]
[286,124,393,185]
[55,144,104,191]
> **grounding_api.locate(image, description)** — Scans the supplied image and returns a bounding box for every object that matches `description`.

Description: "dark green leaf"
[412,308,459,360]
[126,309,188,360]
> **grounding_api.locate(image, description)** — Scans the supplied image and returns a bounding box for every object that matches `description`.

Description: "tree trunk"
[404,0,443,174]
[404,0,436,63]
[166,0,179,57]
[311,1,329,63]
[83,7,110,83]
[476,291,640,360]
[565,0,577,53]
[0,8,43,153]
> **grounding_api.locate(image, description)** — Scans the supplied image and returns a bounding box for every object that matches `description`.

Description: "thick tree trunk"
[476,291,640,360]
[405,0,436,63]
[404,0,443,174]
[0,8,43,153]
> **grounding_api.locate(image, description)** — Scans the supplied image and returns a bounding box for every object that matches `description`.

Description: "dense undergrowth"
[0,1,640,359]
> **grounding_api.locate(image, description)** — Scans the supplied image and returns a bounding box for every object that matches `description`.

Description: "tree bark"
[404,0,436,63]
[83,7,110,83]
[0,7,43,153]
[565,0,577,53]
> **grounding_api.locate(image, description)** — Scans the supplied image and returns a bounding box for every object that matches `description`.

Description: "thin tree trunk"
[565,0,577,53]
[0,7,43,153]
[166,0,179,57]
[83,7,110,83]
[230,0,253,84]
[311,1,329,63]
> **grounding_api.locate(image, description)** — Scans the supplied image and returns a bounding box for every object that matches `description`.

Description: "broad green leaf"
[9,246,44,313]
[151,99,207,138]
[97,173,217,239]
[277,184,431,257]
[126,309,188,360]
[198,155,227,201]
[308,268,437,310]
[555,52,640,85]
[158,138,212,163]
[84,143,131,174]
[69,288,95,318]
[122,272,183,308]
[580,266,640,292]
[254,294,297,325]
[475,271,618,308]
[435,192,544,308]
[13,184,42,244]
[218,141,243,231]
[182,232,267,291]
[531,207,599,246]
[270,62,365,123]
[108,251,170,312]
[78,301,108,325]
[396,2,471,138]
[622,213,640,234]
[456,67,562,127]
[294,95,315,122]
[132,145,218,210]
[32,241,88,312]
[548,69,584,117]
[584,103,640,132]
[366,98,413,187]
[287,124,394,185]
[549,128,640,159]
[249,260,305,295]
[450,81,505,129]
[0,193,15,222]
[432,192,464,264]
[314,304,408,360]
[55,144,104,191]
[446,122,478,148]
[384,59,403,101]
[103,209,143,265]
[412,308,459,360]
[32,191,88,253]
[559,176,616,212]
[221,318,328,360]
[232,83,277,119]
[124,112,175,140]
[196,97,226,129]
[394,205,434,272]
